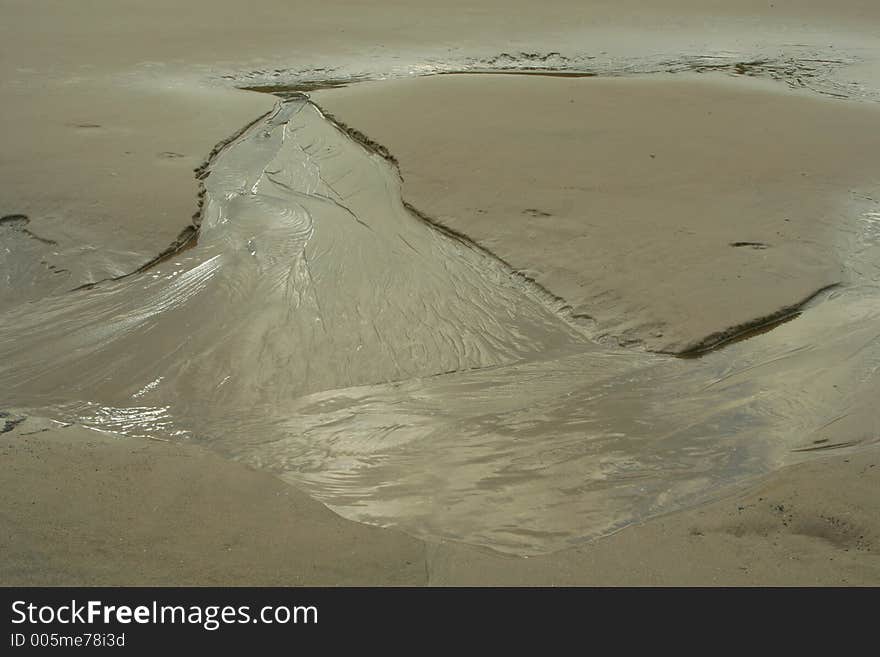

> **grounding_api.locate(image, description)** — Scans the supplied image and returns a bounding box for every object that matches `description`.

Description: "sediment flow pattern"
[2,96,878,554]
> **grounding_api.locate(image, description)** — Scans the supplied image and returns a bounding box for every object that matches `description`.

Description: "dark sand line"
[314,96,845,357]
[672,284,839,358]
[70,109,274,292]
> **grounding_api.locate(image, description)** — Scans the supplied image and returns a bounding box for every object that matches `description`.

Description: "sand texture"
[2,416,877,586]
[2,1,880,583]
[314,74,880,353]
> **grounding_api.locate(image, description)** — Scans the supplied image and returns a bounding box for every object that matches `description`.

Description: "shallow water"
[2,96,878,554]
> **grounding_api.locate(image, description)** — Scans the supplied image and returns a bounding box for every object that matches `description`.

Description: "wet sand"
[3,91,876,556]
[313,73,880,353]
[2,1,880,583]
[2,417,877,586]
[0,418,424,586]
[4,0,880,292]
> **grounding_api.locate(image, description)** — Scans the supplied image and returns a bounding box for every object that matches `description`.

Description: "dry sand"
[2,1,880,584]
